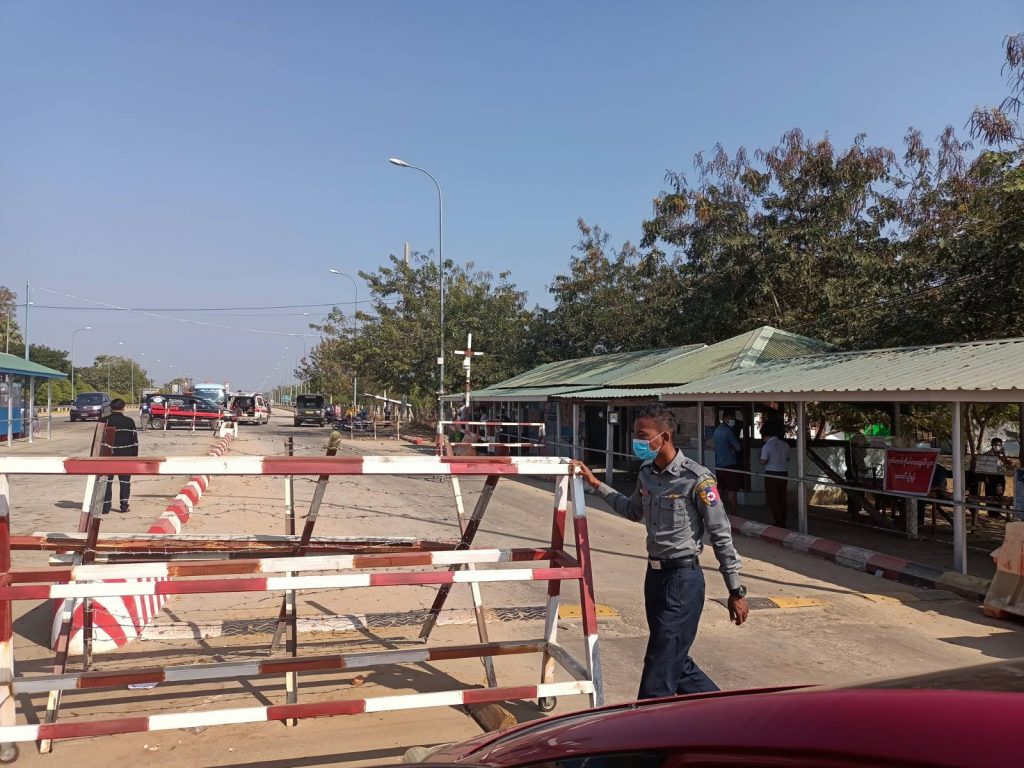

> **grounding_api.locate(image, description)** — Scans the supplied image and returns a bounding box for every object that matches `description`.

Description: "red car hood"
[426,688,1024,766]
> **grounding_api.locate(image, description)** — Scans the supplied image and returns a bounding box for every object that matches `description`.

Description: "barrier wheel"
[538,696,557,712]
[0,743,19,763]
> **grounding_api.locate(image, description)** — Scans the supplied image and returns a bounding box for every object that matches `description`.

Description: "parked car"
[293,393,327,427]
[147,395,225,430]
[406,677,1024,767]
[70,392,111,422]
[229,393,270,425]
[140,392,164,419]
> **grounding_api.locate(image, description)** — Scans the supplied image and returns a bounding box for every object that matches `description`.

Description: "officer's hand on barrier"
[569,460,601,489]
[728,595,749,626]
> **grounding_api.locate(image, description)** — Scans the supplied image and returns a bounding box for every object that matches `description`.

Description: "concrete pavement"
[1,414,1019,766]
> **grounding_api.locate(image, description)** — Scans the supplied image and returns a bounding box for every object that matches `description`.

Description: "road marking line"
[767,596,827,609]
[558,603,619,619]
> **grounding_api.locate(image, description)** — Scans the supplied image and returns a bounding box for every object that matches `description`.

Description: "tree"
[0,286,24,356]
[77,355,151,400]
[640,131,903,349]
[542,220,687,358]
[968,33,1024,149]
[301,251,534,420]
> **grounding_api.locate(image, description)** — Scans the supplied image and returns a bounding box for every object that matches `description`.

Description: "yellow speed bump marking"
[558,603,619,619]
[765,596,827,609]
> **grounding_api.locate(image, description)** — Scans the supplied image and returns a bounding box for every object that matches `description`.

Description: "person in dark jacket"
[101,398,139,514]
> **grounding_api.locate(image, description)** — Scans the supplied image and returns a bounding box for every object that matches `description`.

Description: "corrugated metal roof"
[611,326,832,386]
[452,385,596,402]
[0,352,67,380]
[494,344,703,388]
[663,337,1024,398]
[553,386,666,401]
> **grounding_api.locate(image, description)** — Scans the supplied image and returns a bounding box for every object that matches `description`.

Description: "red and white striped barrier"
[0,455,600,752]
[1,679,592,744]
[51,435,234,655]
[2,454,568,476]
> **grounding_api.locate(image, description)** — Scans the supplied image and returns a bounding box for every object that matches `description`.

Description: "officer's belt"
[648,556,698,570]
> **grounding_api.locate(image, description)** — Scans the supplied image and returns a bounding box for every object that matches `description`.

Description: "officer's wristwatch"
[728,585,747,599]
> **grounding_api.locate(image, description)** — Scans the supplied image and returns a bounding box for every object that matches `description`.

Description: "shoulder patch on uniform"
[695,476,720,507]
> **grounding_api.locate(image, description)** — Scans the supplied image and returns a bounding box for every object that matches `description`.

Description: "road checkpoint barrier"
[49,435,235,659]
[983,521,1024,620]
[0,454,602,754]
[437,421,547,455]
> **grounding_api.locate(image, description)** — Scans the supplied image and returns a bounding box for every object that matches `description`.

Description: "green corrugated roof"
[446,384,595,402]
[495,344,703,388]
[553,386,667,401]
[662,337,1024,399]
[0,352,67,380]
[610,326,833,386]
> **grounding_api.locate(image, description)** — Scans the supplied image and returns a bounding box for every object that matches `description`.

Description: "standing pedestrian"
[713,409,743,511]
[101,398,138,514]
[571,404,748,700]
[760,424,791,528]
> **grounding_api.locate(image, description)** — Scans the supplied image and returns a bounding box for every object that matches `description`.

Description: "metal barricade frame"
[0,454,603,756]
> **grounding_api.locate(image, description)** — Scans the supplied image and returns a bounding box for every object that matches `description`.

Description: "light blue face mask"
[632,435,663,461]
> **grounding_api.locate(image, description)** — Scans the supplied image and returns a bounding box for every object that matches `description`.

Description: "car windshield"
[75,394,104,404]
[297,396,324,408]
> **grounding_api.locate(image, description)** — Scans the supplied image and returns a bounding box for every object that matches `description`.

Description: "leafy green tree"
[640,131,903,348]
[542,220,686,358]
[0,286,24,356]
[77,355,151,399]
[302,251,534,420]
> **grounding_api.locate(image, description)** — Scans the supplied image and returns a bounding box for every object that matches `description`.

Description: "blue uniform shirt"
[713,422,742,468]
[596,451,742,591]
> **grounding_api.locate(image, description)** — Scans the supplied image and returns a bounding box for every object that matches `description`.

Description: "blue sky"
[1,1,1020,389]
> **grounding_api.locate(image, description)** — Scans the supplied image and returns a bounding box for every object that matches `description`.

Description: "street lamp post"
[389,157,444,421]
[291,334,309,394]
[70,326,91,398]
[328,269,360,411]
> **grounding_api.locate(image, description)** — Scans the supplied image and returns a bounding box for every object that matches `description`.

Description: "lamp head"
[388,158,411,168]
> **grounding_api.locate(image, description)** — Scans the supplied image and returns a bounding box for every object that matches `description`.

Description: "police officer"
[572,403,748,699]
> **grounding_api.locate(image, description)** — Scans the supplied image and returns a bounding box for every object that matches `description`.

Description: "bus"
[191,382,229,409]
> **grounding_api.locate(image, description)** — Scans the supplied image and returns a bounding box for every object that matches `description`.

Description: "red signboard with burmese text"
[883,448,939,495]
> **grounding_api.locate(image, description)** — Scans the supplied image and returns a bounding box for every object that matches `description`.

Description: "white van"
[229,393,270,425]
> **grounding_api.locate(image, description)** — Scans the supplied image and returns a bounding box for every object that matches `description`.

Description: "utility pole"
[454,333,484,413]
[23,282,30,361]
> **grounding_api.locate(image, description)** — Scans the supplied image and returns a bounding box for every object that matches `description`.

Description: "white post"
[27,377,35,444]
[5,382,11,448]
[47,380,52,440]
[572,403,580,460]
[555,404,562,457]
[697,401,706,464]
[797,400,808,534]
[604,410,614,484]
[952,400,966,574]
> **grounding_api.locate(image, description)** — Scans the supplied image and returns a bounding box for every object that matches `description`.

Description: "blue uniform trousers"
[637,563,719,699]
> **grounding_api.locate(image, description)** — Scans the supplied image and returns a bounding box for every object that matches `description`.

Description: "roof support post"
[27,377,34,444]
[46,380,52,441]
[4,381,10,449]
[952,400,966,574]
[604,410,614,484]
[797,401,808,534]
[555,404,562,458]
[697,401,705,465]
[572,403,580,461]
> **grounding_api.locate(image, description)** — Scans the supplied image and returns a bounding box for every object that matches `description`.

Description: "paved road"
[3,413,1019,766]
